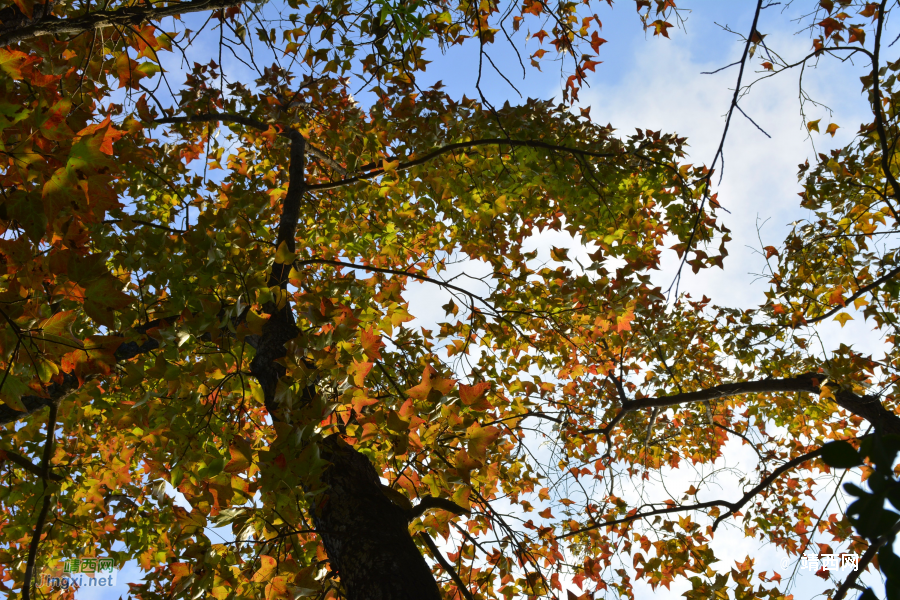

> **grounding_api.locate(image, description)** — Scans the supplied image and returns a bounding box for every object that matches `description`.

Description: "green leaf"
[0,374,31,411]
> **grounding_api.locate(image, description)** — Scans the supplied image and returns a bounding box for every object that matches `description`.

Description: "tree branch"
[408,496,470,521]
[868,0,900,211]
[249,131,305,411]
[711,446,824,530]
[21,402,57,600]
[584,373,900,437]
[0,449,64,482]
[152,113,346,176]
[305,138,620,191]
[0,0,244,47]
[0,317,180,427]
[802,263,900,325]
[419,532,475,600]
[833,518,900,600]
[559,443,838,539]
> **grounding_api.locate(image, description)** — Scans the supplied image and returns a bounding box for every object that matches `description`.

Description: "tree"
[0,0,898,598]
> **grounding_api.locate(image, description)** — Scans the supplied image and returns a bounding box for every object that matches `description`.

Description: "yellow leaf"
[269,286,289,310]
[36,358,59,383]
[853,297,869,310]
[833,312,853,327]
[381,158,400,172]
[466,423,500,462]
[819,383,836,402]
[826,122,840,137]
[245,309,268,335]
[252,555,278,583]
[274,241,295,264]
[807,119,821,133]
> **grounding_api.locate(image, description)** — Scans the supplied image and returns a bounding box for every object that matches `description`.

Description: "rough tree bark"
[314,436,443,600]
[247,129,444,600]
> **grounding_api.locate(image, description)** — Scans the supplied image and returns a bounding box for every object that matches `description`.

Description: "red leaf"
[590,31,607,53]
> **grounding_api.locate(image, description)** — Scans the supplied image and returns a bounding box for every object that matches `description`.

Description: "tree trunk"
[311,435,443,600]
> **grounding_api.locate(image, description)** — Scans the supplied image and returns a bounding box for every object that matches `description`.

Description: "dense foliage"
[0,0,898,599]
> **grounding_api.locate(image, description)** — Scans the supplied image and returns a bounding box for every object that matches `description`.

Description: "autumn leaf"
[590,31,607,52]
[616,308,635,332]
[833,312,853,327]
[224,437,254,473]
[349,359,373,387]
[274,240,296,264]
[460,382,491,406]
[360,328,384,360]
[807,119,821,133]
[245,309,269,335]
[652,20,673,37]
[252,555,278,583]
[0,375,31,412]
[467,423,500,463]
[0,49,33,80]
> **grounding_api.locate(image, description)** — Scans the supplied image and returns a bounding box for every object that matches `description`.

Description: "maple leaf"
[590,31,607,52]
[349,359,374,387]
[360,328,384,360]
[459,382,490,406]
[651,20,673,38]
[0,48,35,80]
[467,423,500,463]
[833,312,853,327]
[616,308,635,332]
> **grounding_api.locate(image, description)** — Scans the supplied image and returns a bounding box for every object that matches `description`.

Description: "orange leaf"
[406,365,437,399]
[0,48,34,80]
[616,309,634,332]
[360,328,383,360]
[460,382,491,406]
[12,0,34,18]
[349,360,373,387]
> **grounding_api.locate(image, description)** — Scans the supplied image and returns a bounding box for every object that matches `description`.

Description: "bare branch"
[419,532,475,600]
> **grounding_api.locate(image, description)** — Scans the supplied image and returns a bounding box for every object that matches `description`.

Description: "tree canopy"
[0,0,899,599]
